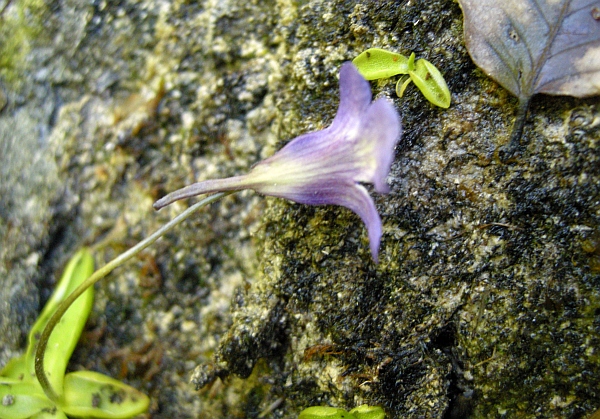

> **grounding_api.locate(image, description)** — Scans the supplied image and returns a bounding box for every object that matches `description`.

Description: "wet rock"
[1,0,598,418]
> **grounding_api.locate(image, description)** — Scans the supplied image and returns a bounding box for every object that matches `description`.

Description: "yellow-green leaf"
[0,378,54,419]
[60,370,150,418]
[1,249,95,397]
[31,411,68,419]
[352,48,413,80]
[298,406,356,419]
[31,412,68,419]
[409,58,451,108]
[36,249,95,396]
[349,405,385,419]
[395,75,413,97]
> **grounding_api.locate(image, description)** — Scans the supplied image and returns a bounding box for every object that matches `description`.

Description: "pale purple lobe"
[331,61,373,129]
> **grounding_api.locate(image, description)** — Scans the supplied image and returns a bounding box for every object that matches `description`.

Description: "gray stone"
[0,0,598,418]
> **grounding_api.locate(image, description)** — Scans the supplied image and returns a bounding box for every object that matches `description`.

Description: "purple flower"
[154,62,402,262]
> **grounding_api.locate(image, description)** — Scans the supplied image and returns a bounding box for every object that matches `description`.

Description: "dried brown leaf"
[458,0,600,99]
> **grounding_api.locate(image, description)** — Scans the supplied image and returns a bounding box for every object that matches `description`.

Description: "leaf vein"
[529,0,573,95]
[531,0,553,29]
[507,15,536,70]
[566,0,599,17]
[485,38,522,93]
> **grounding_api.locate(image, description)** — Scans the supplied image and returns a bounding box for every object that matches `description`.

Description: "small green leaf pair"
[0,249,150,419]
[299,404,385,419]
[353,48,451,108]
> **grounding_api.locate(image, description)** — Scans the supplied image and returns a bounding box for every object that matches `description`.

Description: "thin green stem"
[34,192,232,402]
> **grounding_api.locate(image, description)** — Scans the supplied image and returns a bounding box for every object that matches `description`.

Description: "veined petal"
[355,97,402,193]
[244,65,401,200]
[330,62,373,130]
[247,178,382,261]
[316,183,383,263]
[241,131,357,200]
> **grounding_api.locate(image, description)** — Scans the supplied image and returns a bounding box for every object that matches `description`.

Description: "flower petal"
[355,97,402,193]
[330,62,373,130]
[234,173,382,260]
[257,179,382,262]
[328,183,383,263]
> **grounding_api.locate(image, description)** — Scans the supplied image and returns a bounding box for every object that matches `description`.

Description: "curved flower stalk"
[2,249,150,419]
[155,62,402,262]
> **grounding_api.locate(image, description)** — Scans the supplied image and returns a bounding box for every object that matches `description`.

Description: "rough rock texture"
[0,0,599,418]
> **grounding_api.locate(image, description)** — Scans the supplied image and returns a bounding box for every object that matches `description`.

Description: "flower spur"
[154,62,402,262]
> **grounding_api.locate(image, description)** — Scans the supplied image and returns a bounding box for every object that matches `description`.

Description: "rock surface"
[0,0,599,418]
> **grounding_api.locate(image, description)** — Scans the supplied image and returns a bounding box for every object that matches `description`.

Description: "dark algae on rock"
[1,0,599,418]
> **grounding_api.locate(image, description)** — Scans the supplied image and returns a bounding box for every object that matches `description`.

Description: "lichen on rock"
[1,0,599,418]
